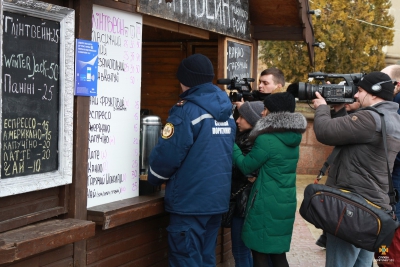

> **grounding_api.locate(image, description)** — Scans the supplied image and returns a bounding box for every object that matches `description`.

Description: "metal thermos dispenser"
[139,115,162,175]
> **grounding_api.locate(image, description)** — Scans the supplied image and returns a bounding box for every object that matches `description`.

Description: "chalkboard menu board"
[227,40,252,80]
[2,11,59,178]
[0,1,75,197]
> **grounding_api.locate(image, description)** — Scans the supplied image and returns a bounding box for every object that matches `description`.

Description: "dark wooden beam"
[93,0,136,11]
[143,15,209,40]
[71,1,93,267]
[252,25,304,41]
[298,0,315,66]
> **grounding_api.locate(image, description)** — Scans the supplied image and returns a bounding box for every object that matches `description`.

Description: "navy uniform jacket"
[148,82,236,215]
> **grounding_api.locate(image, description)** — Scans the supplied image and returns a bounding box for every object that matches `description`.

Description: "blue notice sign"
[75,39,99,96]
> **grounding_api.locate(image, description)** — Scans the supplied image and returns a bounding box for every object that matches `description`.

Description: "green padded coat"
[233,112,307,254]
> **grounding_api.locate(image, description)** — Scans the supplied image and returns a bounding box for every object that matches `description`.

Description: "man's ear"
[369,94,379,100]
[394,83,400,96]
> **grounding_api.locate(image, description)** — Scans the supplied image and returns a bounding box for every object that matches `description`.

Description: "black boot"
[315,232,327,248]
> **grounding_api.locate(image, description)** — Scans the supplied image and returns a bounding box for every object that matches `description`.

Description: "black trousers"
[251,250,289,267]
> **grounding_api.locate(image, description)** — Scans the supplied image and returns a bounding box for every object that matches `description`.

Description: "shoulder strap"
[362,107,397,206]
[315,146,341,183]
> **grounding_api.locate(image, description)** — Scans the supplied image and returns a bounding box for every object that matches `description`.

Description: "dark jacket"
[231,130,256,217]
[393,94,400,164]
[394,94,400,115]
[314,102,400,210]
[233,112,307,253]
[148,82,236,215]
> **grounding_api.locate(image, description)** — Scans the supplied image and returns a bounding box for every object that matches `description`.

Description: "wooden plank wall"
[86,214,169,266]
[0,187,67,233]
[220,228,233,264]
[0,245,73,267]
[85,213,231,266]
[141,41,218,124]
[141,43,183,124]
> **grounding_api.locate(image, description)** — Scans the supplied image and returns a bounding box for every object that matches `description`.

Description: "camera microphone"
[217,78,255,84]
[217,79,232,84]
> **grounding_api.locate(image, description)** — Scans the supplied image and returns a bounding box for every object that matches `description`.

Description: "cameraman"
[312,71,400,267]
[234,68,285,108]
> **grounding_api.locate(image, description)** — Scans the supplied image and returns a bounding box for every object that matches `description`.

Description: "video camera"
[217,77,255,102]
[298,72,365,104]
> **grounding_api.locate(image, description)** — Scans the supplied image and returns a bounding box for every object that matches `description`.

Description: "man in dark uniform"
[147,54,236,267]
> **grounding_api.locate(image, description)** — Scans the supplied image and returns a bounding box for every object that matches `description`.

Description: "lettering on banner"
[138,0,250,41]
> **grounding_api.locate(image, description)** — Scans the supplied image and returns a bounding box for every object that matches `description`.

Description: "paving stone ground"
[286,175,326,267]
[287,211,326,267]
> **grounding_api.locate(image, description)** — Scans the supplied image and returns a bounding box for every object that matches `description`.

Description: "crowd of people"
[147,53,400,267]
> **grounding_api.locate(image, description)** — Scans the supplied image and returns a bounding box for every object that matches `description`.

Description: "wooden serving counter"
[87,191,165,230]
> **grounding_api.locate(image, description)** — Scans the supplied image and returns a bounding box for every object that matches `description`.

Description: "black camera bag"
[300,107,399,252]
[300,184,399,252]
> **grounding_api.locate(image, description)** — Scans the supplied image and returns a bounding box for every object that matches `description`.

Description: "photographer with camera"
[312,71,400,267]
[233,68,285,109]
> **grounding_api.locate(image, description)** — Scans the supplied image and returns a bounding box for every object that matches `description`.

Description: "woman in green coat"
[232,92,307,267]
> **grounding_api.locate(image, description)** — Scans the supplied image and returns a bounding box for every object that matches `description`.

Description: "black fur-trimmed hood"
[248,112,307,143]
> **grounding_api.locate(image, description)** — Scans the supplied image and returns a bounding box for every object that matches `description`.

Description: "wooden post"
[70,1,93,266]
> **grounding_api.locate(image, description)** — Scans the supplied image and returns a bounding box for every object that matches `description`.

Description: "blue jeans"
[167,213,222,267]
[392,162,400,218]
[325,232,373,267]
[231,215,253,267]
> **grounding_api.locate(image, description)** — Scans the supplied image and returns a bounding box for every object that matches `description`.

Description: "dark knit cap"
[286,82,299,98]
[238,101,264,127]
[357,71,394,101]
[176,54,215,87]
[264,92,296,113]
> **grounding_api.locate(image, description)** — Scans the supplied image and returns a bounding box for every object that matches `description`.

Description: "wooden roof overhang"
[249,0,315,65]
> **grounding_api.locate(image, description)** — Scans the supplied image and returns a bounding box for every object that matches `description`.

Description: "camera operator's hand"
[331,103,345,112]
[312,92,327,109]
[233,98,245,109]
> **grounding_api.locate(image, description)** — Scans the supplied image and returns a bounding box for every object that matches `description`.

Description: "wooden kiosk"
[0,0,314,266]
